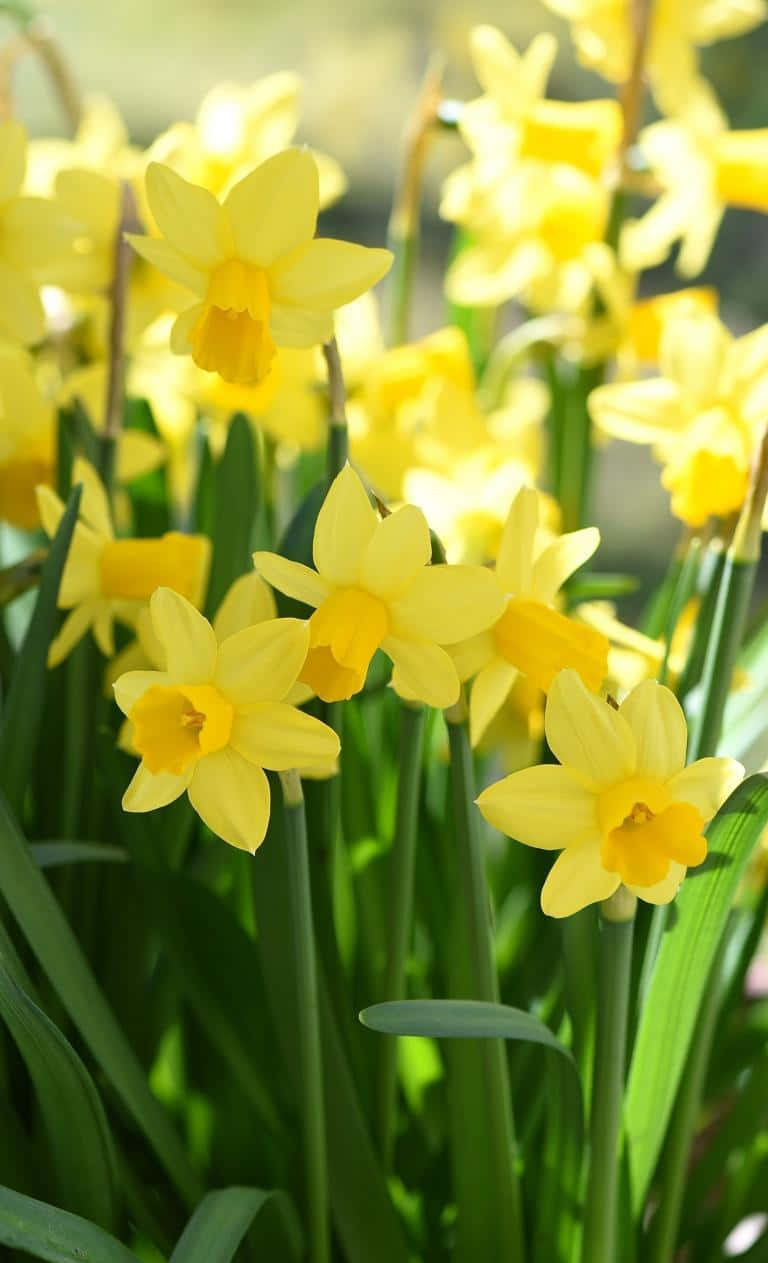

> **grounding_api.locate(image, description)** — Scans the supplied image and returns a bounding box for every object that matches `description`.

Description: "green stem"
[581,889,636,1263]
[377,702,426,1166]
[675,542,725,700]
[445,704,524,1259]
[658,535,701,687]
[280,770,330,1263]
[322,338,349,485]
[99,182,136,503]
[687,554,757,761]
[561,908,597,1105]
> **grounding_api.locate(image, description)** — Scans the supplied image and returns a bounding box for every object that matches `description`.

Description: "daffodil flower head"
[0,347,56,529]
[476,669,745,917]
[36,459,211,666]
[450,485,610,746]
[127,149,392,387]
[254,464,506,708]
[114,588,339,852]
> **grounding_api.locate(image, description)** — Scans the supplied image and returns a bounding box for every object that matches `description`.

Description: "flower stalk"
[100,181,139,500]
[322,336,349,483]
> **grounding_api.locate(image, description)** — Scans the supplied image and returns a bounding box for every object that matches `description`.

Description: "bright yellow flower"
[254,464,505,707]
[450,486,610,745]
[127,150,392,387]
[146,74,346,209]
[624,287,719,365]
[589,311,768,526]
[0,121,78,345]
[477,669,744,917]
[46,169,121,294]
[114,588,339,852]
[541,0,766,117]
[26,95,139,192]
[36,460,211,666]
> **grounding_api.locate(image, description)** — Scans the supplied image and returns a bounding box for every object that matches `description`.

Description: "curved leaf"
[360,999,573,1047]
[30,842,127,868]
[625,773,768,1212]
[0,1183,139,1263]
[170,1187,302,1263]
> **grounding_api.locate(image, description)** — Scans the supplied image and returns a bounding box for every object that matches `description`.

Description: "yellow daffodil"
[450,485,610,745]
[127,150,392,387]
[26,94,139,193]
[624,287,718,365]
[146,74,346,209]
[36,460,210,666]
[589,311,768,526]
[541,0,766,118]
[114,588,339,852]
[254,464,505,707]
[477,670,744,916]
[0,121,78,345]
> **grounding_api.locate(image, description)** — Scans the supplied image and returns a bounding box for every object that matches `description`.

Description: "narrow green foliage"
[688,555,758,760]
[0,1184,139,1263]
[206,412,259,615]
[169,1187,303,1263]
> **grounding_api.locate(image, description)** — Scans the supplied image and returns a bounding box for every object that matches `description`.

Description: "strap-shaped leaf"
[30,842,127,868]
[0,1184,139,1263]
[206,412,259,616]
[625,773,768,1211]
[169,1187,302,1263]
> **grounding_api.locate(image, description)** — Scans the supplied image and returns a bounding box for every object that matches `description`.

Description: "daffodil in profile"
[36,460,210,666]
[127,149,392,386]
[478,671,744,917]
[254,464,505,707]
[114,588,338,852]
[451,486,610,745]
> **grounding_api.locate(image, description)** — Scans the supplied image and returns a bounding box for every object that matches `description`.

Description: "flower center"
[597,776,708,887]
[99,532,211,604]
[713,131,768,213]
[189,259,277,386]
[299,586,390,702]
[131,683,234,775]
[520,101,620,177]
[493,597,609,693]
[661,447,749,527]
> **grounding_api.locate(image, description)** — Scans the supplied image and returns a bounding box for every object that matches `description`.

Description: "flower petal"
[150,588,218,681]
[231,702,339,771]
[626,861,686,906]
[532,527,601,604]
[450,631,495,682]
[384,635,460,709]
[71,458,112,538]
[113,669,171,716]
[312,464,377,585]
[470,658,518,746]
[269,304,334,348]
[588,379,685,444]
[252,552,330,607]
[495,484,538,595]
[546,668,636,788]
[123,762,191,812]
[47,602,96,668]
[224,148,319,266]
[145,162,229,266]
[0,261,45,344]
[215,617,309,704]
[619,678,687,781]
[359,504,431,599]
[476,765,599,849]
[126,233,207,295]
[540,844,620,917]
[390,565,506,645]
[213,572,276,641]
[188,747,270,852]
[270,238,392,310]
[0,120,26,203]
[667,757,744,821]
[170,304,205,354]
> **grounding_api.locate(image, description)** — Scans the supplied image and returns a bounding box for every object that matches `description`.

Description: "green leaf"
[271,481,326,619]
[169,1187,302,1263]
[0,791,200,1208]
[0,1183,139,1263]
[123,397,171,537]
[625,773,768,1212]
[30,843,128,868]
[0,484,81,816]
[0,933,119,1228]
[361,999,572,1046]
[566,571,640,602]
[206,413,259,616]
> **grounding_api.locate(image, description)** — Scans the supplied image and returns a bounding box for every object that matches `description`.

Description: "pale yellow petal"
[359,504,431,599]
[92,607,115,657]
[470,658,518,745]
[384,635,460,709]
[389,565,506,645]
[269,304,334,348]
[312,464,377,585]
[667,757,744,821]
[0,261,45,345]
[619,679,687,781]
[145,162,229,266]
[71,458,112,538]
[532,527,600,604]
[117,431,165,483]
[541,844,619,917]
[113,669,171,717]
[150,587,217,680]
[188,747,270,852]
[224,148,318,266]
[170,304,206,354]
[270,238,392,310]
[213,572,276,641]
[214,617,309,704]
[588,379,685,444]
[252,552,329,607]
[0,120,26,203]
[477,764,599,849]
[125,234,207,295]
[36,484,65,537]
[495,485,538,595]
[450,631,495,682]
[546,668,636,787]
[626,861,686,905]
[47,602,96,667]
[230,702,339,771]
[123,761,192,812]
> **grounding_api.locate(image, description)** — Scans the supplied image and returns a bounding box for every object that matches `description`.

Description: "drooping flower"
[114,588,339,852]
[450,485,610,745]
[36,459,210,665]
[127,149,392,387]
[477,669,744,917]
[588,310,768,526]
[254,464,505,707]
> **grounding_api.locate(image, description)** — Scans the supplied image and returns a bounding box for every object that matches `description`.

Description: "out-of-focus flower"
[541,0,767,118]
[450,485,610,745]
[0,121,78,346]
[36,459,210,665]
[589,311,768,526]
[146,74,346,209]
[114,588,338,852]
[477,670,744,917]
[26,95,139,193]
[254,464,505,707]
[127,151,391,386]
